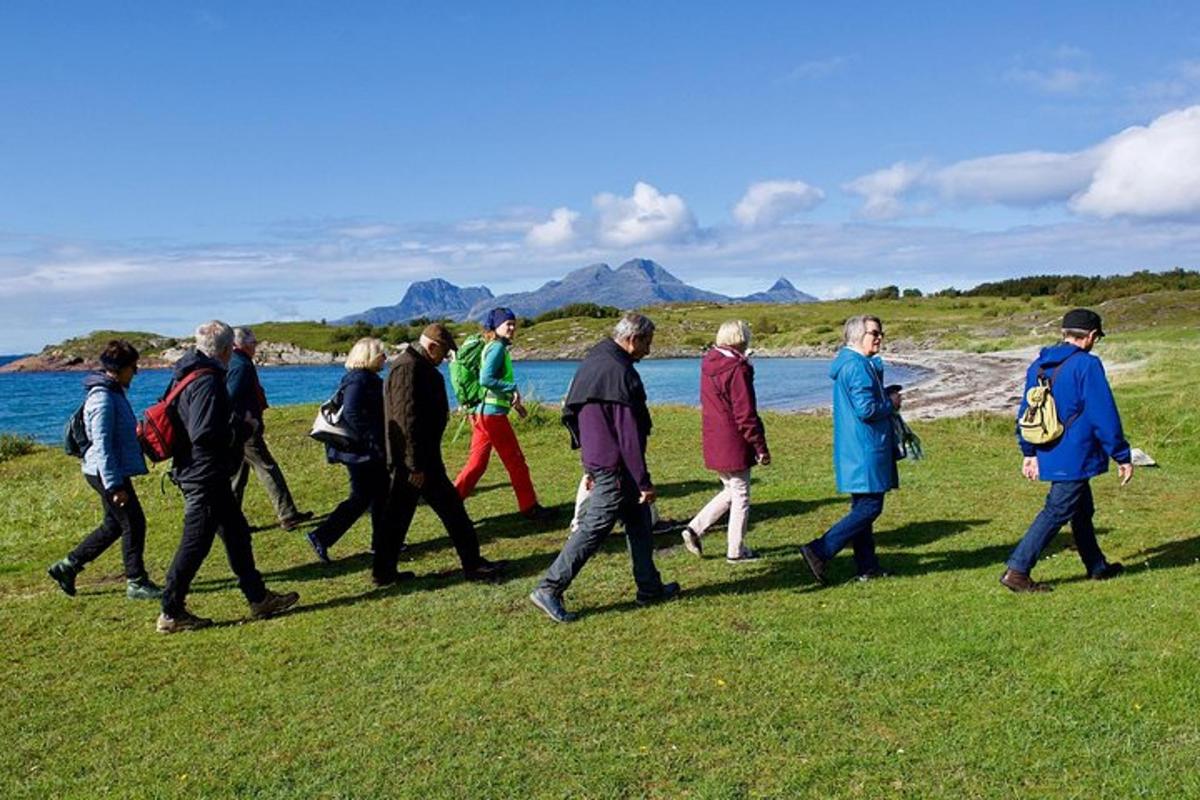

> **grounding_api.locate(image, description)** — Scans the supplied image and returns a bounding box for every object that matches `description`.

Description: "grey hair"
[194,320,234,357]
[843,314,882,346]
[715,320,751,349]
[612,312,656,343]
[233,326,256,347]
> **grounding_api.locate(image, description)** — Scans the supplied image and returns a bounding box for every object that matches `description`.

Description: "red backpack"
[137,369,214,463]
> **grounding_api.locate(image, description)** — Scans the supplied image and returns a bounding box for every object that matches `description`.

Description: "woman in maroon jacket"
[682,320,771,562]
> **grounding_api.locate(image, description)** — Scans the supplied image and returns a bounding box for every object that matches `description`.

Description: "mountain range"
[336,259,816,325]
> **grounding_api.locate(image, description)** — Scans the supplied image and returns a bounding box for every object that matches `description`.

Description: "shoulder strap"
[1038,348,1082,385]
[164,368,214,405]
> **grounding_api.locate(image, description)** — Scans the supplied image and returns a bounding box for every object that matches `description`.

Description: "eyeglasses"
[865,329,884,339]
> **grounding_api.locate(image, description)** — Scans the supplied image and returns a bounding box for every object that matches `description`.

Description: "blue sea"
[0,357,928,444]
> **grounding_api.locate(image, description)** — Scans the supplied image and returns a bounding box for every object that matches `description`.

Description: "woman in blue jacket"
[47,340,160,600]
[305,338,393,564]
[800,315,900,584]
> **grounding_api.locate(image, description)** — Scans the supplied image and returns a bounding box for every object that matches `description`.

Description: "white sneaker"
[681,527,703,557]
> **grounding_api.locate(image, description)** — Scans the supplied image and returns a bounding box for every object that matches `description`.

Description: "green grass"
[3,332,1199,798]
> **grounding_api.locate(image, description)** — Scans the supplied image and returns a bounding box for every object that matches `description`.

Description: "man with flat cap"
[1002,308,1133,592]
[379,323,507,585]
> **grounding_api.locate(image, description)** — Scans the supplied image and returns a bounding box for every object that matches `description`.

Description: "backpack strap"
[1039,349,1085,428]
[163,368,215,405]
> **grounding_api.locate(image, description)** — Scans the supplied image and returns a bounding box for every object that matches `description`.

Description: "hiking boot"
[727,547,761,564]
[529,588,577,623]
[372,570,416,587]
[126,575,163,600]
[464,558,508,582]
[856,568,892,582]
[999,569,1053,593]
[521,504,555,523]
[306,531,331,564]
[1090,562,1125,581]
[280,511,315,531]
[800,544,828,585]
[47,557,80,597]
[636,581,682,606]
[681,527,703,557]
[249,589,300,619]
[156,608,214,634]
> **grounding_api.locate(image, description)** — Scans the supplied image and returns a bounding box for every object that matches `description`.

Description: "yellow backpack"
[1018,351,1081,445]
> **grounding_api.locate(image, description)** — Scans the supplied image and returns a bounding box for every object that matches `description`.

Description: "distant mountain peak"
[770,277,795,291]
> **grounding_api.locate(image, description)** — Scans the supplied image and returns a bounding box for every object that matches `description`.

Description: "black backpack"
[63,387,104,459]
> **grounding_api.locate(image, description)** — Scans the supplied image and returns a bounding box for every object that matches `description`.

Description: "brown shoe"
[249,589,300,619]
[156,608,214,634]
[800,544,827,584]
[999,569,1053,593]
[280,511,314,531]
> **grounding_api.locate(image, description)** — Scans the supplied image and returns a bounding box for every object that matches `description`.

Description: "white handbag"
[309,391,359,451]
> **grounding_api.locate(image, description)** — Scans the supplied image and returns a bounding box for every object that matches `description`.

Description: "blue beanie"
[485,307,516,332]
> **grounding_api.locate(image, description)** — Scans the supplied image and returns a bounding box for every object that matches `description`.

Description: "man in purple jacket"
[530,313,680,623]
[1002,308,1133,592]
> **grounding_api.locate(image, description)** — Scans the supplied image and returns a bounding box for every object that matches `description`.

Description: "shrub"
[0,433,37,463]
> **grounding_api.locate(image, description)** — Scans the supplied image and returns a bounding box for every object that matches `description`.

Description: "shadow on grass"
[1122,532,1200,571]
[879,518,991,548]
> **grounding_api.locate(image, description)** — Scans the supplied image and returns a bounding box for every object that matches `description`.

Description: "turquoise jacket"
[830,347,898,494]
[478,338,518,415]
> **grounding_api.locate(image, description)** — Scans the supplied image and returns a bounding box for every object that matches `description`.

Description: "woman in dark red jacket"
[682,320,771,562]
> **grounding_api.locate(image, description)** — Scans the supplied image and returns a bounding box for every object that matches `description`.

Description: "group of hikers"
[46,303,1135,631]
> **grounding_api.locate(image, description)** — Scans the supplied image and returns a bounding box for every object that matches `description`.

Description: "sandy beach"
[885,347,1037,421]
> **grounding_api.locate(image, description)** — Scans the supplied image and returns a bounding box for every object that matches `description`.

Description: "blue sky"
[2,1,1199,351]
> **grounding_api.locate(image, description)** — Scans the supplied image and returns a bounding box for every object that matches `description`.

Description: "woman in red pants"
[454,308,552,521]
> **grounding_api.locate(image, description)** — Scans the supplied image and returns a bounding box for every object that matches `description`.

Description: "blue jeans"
[809,493,884,574]
[1008,480,1108,575]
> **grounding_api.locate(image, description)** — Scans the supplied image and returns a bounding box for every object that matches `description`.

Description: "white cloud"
[526,207,581,248]
[733,180,825,228]
[934,150,1101,205]
[592,182,697,247]
[1071,106,1200,218]
[842,162,926,219]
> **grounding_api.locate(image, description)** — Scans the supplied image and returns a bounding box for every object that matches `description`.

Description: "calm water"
[0,357,928,444]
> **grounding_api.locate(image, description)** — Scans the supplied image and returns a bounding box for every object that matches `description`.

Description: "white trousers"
[687,469,751,558]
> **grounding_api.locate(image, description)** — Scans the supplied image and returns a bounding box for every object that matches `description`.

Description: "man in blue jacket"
[1002,308,1133,592]
[800,314,899,584]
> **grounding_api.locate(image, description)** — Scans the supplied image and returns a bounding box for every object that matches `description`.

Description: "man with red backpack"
[156,320,299,633]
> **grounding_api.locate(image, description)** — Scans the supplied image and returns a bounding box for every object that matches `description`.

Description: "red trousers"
[453,413,538,512]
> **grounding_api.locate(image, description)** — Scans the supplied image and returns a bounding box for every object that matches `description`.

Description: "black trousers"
[375,462,482,580]
[70,473,147,579]
[161,481,267,616]
[311,460,389,549]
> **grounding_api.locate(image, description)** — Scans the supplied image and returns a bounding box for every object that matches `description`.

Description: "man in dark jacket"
[157,320,299,633]
[227,327,311,530]
[1001,308,1133,592]
[379,323,505,586]
[529,313,679,623]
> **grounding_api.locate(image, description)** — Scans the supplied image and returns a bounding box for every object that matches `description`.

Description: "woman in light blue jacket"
[47,340,160,600]
[799,315,900,584]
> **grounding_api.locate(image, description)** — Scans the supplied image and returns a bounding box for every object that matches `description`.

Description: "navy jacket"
[1016,342,1131,481]
[169,350,243,486]
[327,368,386,465]
[226,348,267,422]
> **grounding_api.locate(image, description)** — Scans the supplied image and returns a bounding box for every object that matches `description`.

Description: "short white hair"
[345,337,386,371]
[195,320,234,357]
[613,312,655,343]
[843,314,882,346]
[715,320,751,349]
[233,327,256,347]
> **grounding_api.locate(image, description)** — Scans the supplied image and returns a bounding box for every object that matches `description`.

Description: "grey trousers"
[539,468,664,598]
[232,428,300,521]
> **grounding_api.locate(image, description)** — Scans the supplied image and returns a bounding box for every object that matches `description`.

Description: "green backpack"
[449,334,487,409]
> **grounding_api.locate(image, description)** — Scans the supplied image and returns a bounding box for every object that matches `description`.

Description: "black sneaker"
[800,544,828,584]
[636,581,682,606]
[727,547,761,564]
[464,558,508,581]
[522,504,556,523]
[529,588,577,623]
[1090,562,1124,581]
[126,575,163,600]
[47,557,79,597]
[306,531,331,564]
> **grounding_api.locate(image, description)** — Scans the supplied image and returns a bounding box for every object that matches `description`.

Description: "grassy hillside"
[2,322,1198,797]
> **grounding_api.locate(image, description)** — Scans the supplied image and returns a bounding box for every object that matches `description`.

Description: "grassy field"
[2,326,1199,798]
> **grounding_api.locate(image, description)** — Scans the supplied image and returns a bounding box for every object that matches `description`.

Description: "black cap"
[1062,308,1104,337]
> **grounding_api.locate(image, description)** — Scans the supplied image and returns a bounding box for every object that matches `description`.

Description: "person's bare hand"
[639,487,657,505]
[1118,462,1134,486]
[1022,456,1039,481]
[757,452,771,466]
[584,474,595,492]
[407,470,426,489]
[111,489,129,507]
